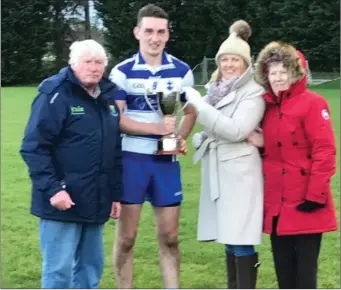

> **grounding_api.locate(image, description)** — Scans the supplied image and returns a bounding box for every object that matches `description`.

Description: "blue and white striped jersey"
[109,51,194,155]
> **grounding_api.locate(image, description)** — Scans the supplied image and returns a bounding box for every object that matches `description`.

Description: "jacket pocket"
[64,173,98,218]
[219,147,253,161]
[41,190,59,214]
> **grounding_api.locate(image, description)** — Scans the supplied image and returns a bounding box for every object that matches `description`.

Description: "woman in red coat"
[248,41,338,289]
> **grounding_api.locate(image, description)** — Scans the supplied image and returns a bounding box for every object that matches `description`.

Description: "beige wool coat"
[192,66,265,245]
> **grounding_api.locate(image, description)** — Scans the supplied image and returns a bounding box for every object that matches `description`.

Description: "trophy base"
[155,134,184,155]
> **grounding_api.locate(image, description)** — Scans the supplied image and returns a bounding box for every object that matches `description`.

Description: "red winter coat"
[261,52,338,235]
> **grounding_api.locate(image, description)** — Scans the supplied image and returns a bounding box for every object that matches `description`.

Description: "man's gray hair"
[68,39,108,67]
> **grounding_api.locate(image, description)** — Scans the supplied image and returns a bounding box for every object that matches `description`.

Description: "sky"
[89,0,103,28]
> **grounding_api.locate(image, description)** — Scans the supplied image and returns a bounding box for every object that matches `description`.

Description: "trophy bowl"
[155,91,182,155]
[144,81,187,155]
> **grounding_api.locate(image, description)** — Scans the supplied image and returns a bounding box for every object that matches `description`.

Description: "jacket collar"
[38,66,116,104]
[65,66,115,95]
[214,65,254,109]
[135,50,173,65]
[132,50,176,73]
[231,64,254,90]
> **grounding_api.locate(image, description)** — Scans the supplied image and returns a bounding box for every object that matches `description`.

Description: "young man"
[20,40,122,289]
[109,4,196,289]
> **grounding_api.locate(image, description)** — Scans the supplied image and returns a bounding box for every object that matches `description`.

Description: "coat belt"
[193,136,214,164]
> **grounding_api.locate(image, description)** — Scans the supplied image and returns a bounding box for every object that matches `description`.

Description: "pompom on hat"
[215,20,252,66]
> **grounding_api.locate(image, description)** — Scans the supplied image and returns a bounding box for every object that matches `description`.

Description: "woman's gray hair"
[68,39,108,67]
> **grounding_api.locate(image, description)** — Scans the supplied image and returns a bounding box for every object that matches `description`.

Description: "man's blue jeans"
[39,219,104,289]
[225,244,255,256]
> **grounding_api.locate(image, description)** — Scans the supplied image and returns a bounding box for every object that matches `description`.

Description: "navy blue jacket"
[20,67,122,224]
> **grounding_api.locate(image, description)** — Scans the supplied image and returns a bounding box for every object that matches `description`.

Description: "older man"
[20,39,122,289]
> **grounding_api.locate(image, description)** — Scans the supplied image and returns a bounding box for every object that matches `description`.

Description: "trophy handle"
[144,90,160,113]
[178,100,189,113]
[177,90,189,114]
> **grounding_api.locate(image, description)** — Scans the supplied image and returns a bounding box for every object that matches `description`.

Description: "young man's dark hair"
[137,4,168,26]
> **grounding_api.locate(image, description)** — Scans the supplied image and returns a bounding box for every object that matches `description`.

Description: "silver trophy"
[144,81,187,155]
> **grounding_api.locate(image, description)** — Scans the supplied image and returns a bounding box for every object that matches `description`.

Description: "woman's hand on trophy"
[157,115,176,135]
[183,86,202,101]
[183,86,206,112]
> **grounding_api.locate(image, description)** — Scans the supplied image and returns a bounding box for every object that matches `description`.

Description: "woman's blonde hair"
[209,68,220,83]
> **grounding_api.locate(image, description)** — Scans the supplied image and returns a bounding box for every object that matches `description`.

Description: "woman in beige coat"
[184,20,265,289]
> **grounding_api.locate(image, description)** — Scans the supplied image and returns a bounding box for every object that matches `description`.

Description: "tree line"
[2,0,339,85]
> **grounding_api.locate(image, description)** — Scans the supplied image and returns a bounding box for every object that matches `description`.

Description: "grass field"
[1,81,340,288]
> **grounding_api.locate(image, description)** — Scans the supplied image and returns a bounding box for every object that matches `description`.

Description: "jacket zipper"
[94,98,104,216]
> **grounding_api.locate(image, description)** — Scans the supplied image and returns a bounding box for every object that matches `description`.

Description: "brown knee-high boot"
[225,252,237,288]
[235,253,260,289]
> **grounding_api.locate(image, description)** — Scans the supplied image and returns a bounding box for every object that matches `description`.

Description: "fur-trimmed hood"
[255,41,307,89]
